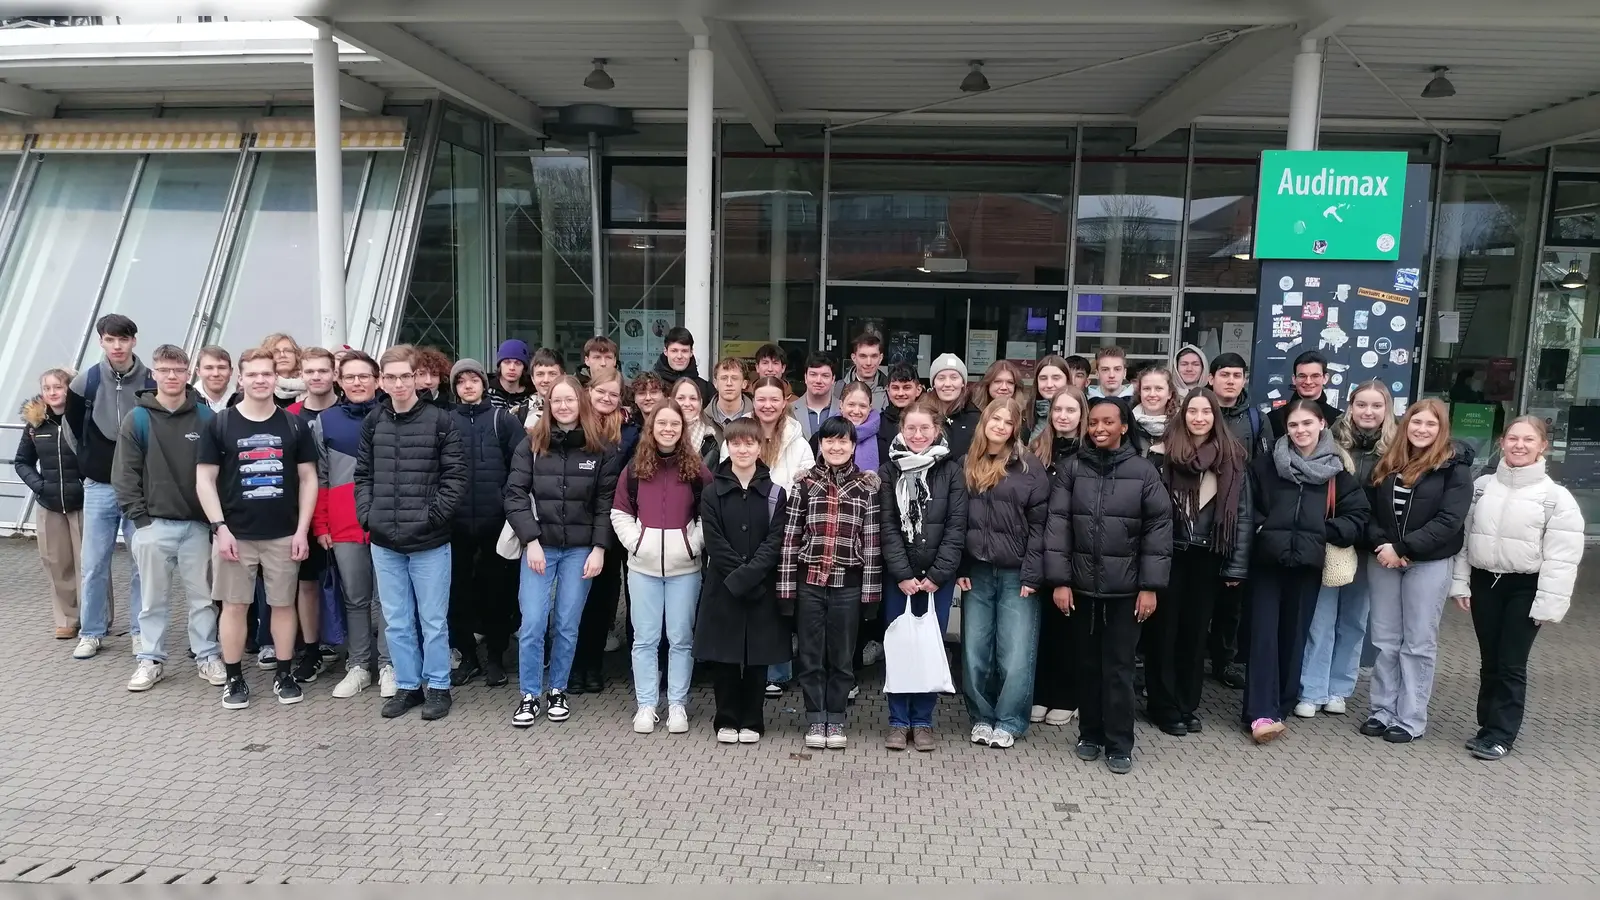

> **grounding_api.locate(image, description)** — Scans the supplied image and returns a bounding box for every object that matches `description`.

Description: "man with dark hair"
[579,337,618,385]
[412,346,454,410]
[488,339,532,412]
[754,342,796,400]
[839,332,888,410]
[523,347,565,427]
[1064,355,1091,390]
[653,326,711,396]
[113,344,221,692]
[1268,350,1341,436]
[1206,351,1268,692]
[67,313,155,660]
[283,346,340,682]
[194,345,235,413]
[792,353,839,440]
[881,364,923,434]
[1088,345,1133,399]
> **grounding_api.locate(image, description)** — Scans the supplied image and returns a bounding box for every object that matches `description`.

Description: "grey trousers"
[333,541,389,669]
[1365,557,1452,737]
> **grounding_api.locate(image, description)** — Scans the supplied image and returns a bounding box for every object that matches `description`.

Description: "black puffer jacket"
[879,453,968,589]
[1248,451,1370,570]
[355,397,468,554]
[1044,435,1079,473]
[450,399,524,532]
[1366,442,1474,562]
[961,450,1051,589]
[1220,390,1274,459]
[1170,465,1254,581]
[1043,444,1173,597]
[944,404,981,459]
[503,425,620,550]
[15,397,83,514]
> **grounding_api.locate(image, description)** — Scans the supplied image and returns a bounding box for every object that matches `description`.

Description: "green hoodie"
[112,388,213,527]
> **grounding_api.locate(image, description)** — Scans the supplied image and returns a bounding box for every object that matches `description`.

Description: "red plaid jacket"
[777,462,883,603]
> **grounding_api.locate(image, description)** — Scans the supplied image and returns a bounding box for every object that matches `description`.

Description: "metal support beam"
[306,18,544,135]
[0,79,56,118]
[338,72,386,113]
[313,24,348,349]
[1133,27,1294,149]
[681,14,781,147]
[1286,38,1324,150]
[685,34,716,372]
[1498,93,1600,157]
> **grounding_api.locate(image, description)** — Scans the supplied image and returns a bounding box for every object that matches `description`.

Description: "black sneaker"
[1106,755,1133,775]
[222,677,250,710]
[1382,725,1415,744]
[450,660,482,687]
[1156,720,1187,736]
[382,688,425,718]
[582,670,604,694]
[484,657,508,687]
[1218,663,1247,690]
[1470,739,1509,761]
[319,643,339,662]
[546,689,571,722]
[274,672,304,704]
[567,669,589,695]
[1075,740,1102,762]
[292,651,322,684]
[513,693,540,728]
[420,687,453,721]
[1182,713,1203,733]
[1359,717,1388,737]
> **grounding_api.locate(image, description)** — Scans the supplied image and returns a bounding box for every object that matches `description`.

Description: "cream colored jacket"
[1450,458,1585,623]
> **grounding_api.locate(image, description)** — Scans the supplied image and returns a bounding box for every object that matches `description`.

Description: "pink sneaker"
[1251,717,1286,744]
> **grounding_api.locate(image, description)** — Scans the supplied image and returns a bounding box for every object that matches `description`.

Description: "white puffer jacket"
[721,416,814,492]
[1450,458,1585,623]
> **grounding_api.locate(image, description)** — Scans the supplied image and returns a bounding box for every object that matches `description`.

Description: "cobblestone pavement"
[0,536,1597,884]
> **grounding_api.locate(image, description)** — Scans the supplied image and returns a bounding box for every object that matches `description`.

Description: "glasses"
[591,389,621,401]
[153,367,188,377]
[341,373,375,384]
[381,372,416,384]
[1294,373,1326,382]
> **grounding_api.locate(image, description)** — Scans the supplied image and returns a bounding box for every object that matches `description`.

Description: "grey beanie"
[930,352,968,381]
[450,357,488,386]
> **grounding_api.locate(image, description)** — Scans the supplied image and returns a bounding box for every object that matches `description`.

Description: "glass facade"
[397,110,488,358]
[498,151,595,370]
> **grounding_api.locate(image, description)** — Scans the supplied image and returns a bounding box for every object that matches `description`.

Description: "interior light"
[584,58,615,91]
[1421,66,1455,99]
[960,61,990,93]
[1560,259,1588,291]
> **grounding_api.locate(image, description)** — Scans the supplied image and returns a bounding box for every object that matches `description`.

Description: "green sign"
[1451,402,1497,455]
[1253,150,1408,261]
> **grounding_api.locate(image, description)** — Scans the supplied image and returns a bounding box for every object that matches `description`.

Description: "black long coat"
[693,461,791,666]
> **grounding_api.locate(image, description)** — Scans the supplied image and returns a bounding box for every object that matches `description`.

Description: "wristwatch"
[209,521,225,535]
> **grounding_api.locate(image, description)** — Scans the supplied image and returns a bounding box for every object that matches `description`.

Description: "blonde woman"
[16,367,84,639]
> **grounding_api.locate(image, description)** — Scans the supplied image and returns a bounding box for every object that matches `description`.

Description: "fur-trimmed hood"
[21,395,54,428]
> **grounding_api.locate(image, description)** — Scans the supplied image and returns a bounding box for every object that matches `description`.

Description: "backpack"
[626,465,705,519]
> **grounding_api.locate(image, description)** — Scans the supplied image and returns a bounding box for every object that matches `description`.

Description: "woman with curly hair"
[260,332,304,408]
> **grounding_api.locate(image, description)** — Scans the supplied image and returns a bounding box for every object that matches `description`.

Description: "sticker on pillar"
[1356,336,1369,348]
[1302,301,1324,320]
[1376,234,1396,253]
[1391,316,1407,332]
[1335,284,1351,302]
[1359,287,1410,306]
[1272,318,1302,339]
[1390,348,1410,365]
[1272,304,1284,315]
[1394,399,1408,416]
[1313,240,1329,254]
[1331,373,1343,386]
[1375,337,1392,354]
[1362,351,1380,368]
[1268,373,1285,386]
[1393,268,1420,292]
[1369,301,1387,317]
[1279,276,1295,291]
[1353,310,1369,331]
[1319,325,1347,352]
[1283,292,1303,306]
[1304,277,1321,288]
[1392,381,1404,393]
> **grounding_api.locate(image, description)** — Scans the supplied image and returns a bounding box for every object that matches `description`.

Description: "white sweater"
[1450,458,1585,623]
[721,416,814,491]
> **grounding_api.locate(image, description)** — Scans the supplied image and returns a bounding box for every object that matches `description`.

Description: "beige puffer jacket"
[1450,458,1585,623]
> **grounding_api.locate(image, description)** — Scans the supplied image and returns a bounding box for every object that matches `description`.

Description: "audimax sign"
[1252,150,1408,261]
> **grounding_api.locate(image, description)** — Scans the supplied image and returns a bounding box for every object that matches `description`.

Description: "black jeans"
[448,526,518,664]
[709,662,767,733]
[1470,569,1542,747]
[796,582,861,725]
[574,541,624,677]
[1147,547,1222,723]
[1209,580,1247,670]
[1243,566,1322,723]
[1034,595,1077,712]
[1071,594,1141,757]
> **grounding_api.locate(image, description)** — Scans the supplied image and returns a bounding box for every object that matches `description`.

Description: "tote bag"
[319,562,348,647]
[1322,481,1357,588]
[882,592,955,695]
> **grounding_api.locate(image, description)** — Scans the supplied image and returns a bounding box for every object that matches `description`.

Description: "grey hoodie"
[1174,343,1209,395]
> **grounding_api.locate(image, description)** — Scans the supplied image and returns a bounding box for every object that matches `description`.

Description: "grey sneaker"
[825,724,847,749]
[804,724,826,749]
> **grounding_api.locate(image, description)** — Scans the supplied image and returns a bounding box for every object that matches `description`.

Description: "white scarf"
[888,433,950,542]
[1132,405,1168,439]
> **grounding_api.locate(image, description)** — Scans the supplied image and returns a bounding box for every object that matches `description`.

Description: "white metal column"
[1286,38,1324,151]
[685,34,715,371]
[312,23,348,348]
[769,159,789,342]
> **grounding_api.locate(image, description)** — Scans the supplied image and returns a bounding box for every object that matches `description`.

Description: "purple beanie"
[495,339,530,367]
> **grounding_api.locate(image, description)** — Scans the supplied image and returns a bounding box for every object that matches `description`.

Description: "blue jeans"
[767,661,792,684]
[130,519,219,663]
[78,479,142,639]
[884,583,955,728]
[1299,555,1372,705]
[517,545,594,695]
[961,564,1039,737]
[371,543,452,691]
[629,569,701,708]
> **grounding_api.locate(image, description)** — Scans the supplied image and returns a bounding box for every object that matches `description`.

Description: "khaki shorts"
[214,536,299,608]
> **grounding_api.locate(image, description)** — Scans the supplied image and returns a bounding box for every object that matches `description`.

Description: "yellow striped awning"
[0,135,23,153]
[30,119,243,152]
[251,117,406,150]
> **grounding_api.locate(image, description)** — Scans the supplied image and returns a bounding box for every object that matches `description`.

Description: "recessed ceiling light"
[584,58,614,91]
[960,60,990,93]
[1421,66,1455,99]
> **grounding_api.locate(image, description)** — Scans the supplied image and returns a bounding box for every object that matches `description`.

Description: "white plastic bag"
[882,592,955,695]
[495,521,523,560]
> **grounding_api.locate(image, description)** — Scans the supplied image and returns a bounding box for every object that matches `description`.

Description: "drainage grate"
[0,858,283,885]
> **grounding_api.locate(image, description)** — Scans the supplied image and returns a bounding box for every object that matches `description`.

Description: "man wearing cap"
[487,339,533,413]
[447,359,525,687]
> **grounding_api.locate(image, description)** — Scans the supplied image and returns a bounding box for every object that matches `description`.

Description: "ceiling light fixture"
[1560,259,1588,290]
[1149,255,1172,280]
[584,58,615,91]
[1421,66,1455,99]
[629,234,654,251]
[917,222,968,273]
[959,60,990,93]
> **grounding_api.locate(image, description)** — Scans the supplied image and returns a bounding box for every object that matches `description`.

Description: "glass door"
[827,285,1065,380]
[1068,290,1176,370]
[1527,249,1600,533]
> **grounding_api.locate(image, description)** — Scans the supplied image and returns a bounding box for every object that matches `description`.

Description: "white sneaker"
[196,658,227,687]
[633,706,658,734]
[970,723,994,746]
[716,727,739,744]
[862,640,884,666]
[257,646,277,669]
[332,667,372,699]
[378,664,397,698]
[127,660,164,691]
[1293,702,1319,718]
[1044,708,1078,727]
[1323,697,1347,715]
[737,729,761,744]
[450,648,462,669]
[667,704,689,734]
[1030,704,1048,723]
[72,636,102,660]
[989,728,1016,749]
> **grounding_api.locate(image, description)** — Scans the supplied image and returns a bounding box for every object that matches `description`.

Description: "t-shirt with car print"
[198,407,319,540]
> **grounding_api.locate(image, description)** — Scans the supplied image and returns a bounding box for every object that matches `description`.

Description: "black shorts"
[298,540,329,582]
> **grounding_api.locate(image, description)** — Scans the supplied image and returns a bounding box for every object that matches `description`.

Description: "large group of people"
[16,315,1585,773]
